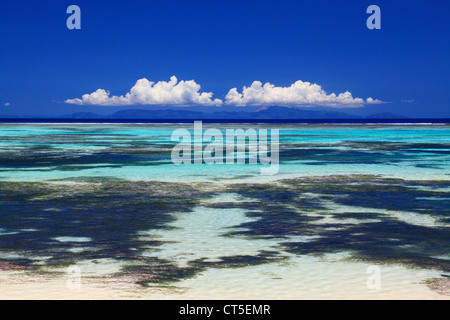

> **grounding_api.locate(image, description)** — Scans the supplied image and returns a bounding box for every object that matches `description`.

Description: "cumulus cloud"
[225,80,383,107]
[366,97,386,104]
[65,77,384,108]
[65,76,223,106]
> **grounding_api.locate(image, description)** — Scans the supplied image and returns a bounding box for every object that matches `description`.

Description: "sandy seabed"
[1,259,449,300]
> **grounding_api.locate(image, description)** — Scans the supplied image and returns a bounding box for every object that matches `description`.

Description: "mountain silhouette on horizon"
[60,106,408,120]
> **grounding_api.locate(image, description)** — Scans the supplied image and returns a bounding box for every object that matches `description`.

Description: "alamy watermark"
[367,5,381,30]
[66,266,82,290]
[366,265,381,290]
[171,121,279,175]
[66,5,380,31]
[67,5,81,30]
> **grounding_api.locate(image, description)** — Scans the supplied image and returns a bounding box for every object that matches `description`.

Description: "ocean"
[0,122,449,299]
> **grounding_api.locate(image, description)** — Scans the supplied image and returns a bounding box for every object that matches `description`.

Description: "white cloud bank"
[225,80,383,107]
[65,77,384,108]
[65,76,223,106]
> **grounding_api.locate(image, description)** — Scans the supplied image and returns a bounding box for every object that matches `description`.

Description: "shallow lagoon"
[0,124,449,299]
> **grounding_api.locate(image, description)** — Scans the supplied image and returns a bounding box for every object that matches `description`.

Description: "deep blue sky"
[0,0,449,117]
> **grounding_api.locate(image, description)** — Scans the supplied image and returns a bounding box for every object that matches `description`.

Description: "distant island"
[3,106,448,122]
[56,106,408,120]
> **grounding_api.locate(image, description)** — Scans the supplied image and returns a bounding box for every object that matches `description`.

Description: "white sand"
[1,256,448,300]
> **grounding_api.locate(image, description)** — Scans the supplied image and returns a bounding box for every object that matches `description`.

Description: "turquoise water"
[0,123,449,296]
[0,124,449,182]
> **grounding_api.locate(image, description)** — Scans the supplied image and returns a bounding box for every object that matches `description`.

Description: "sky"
[0,0,449,117]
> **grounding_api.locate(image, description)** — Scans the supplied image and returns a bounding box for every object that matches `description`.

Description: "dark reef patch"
[0,179,210,269]
[0,173,449,286]
[223,175,450,272]
[0,175,449,285]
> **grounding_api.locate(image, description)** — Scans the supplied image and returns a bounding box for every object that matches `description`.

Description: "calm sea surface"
[0,123,449,298]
